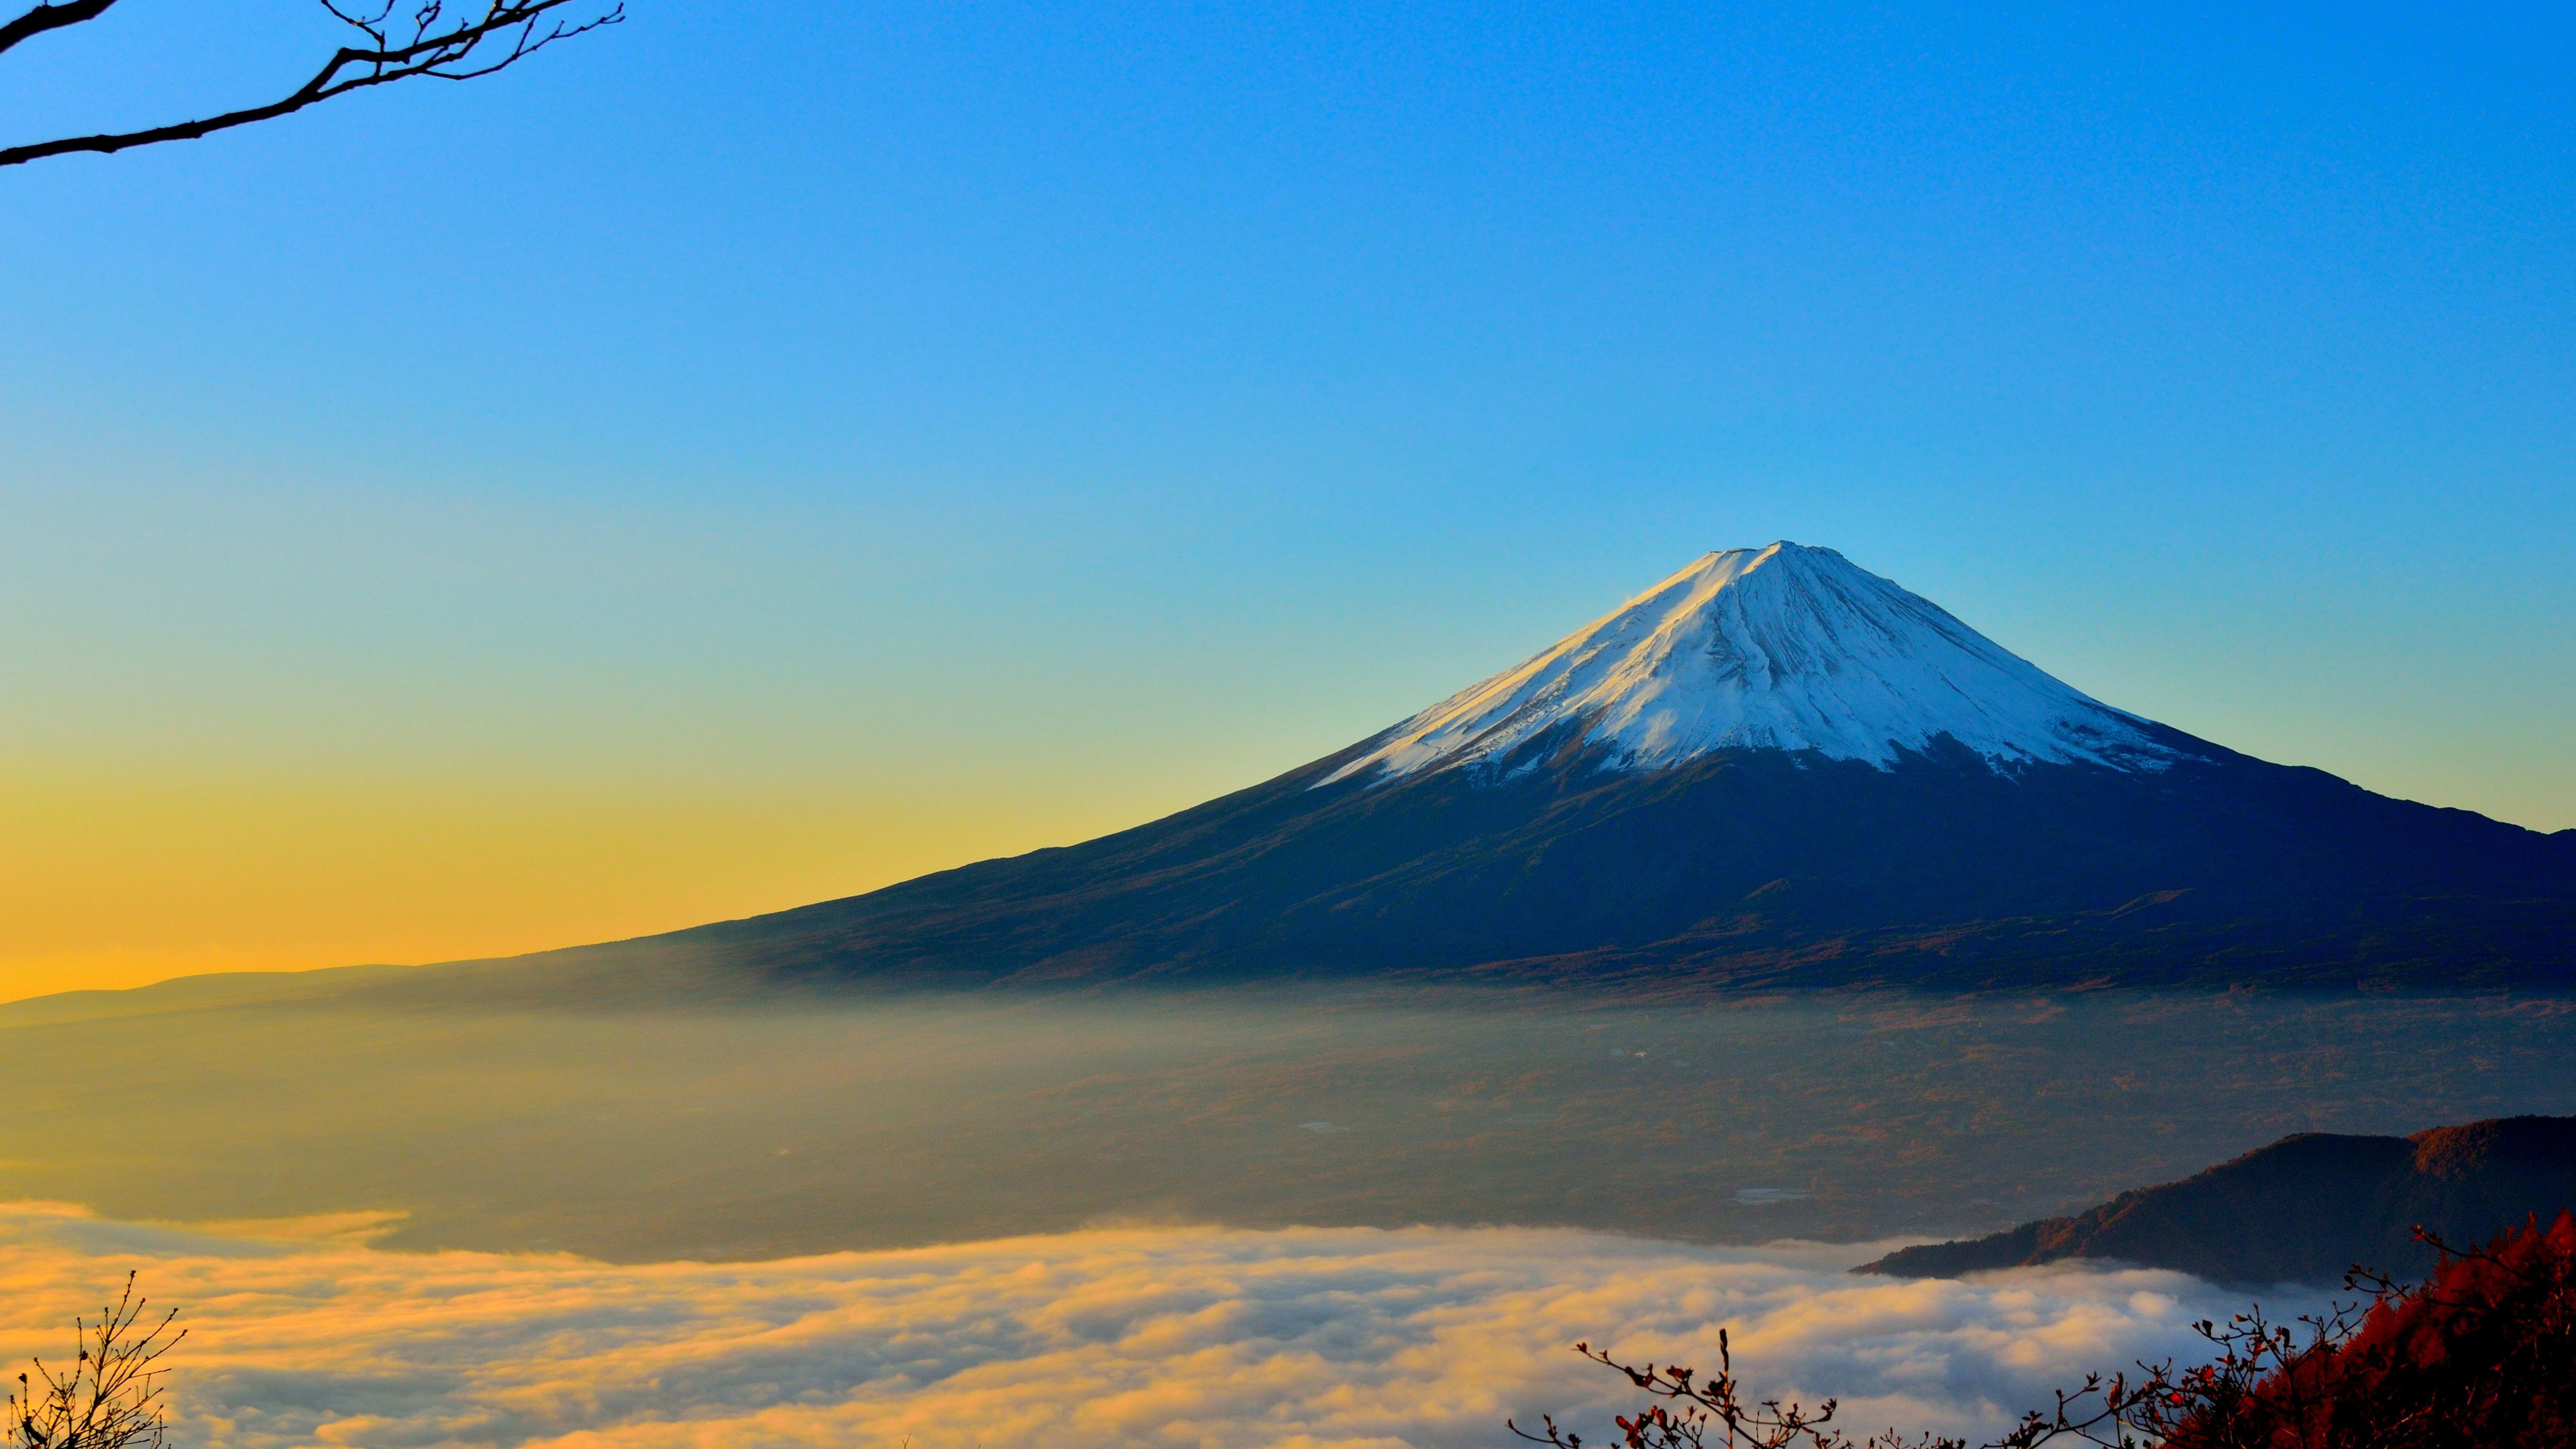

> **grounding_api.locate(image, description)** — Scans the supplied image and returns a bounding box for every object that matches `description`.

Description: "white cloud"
[0,1202,2310,1449]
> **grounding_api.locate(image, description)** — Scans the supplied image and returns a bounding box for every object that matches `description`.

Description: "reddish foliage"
[2164,1211,2576,1448]
[1528,1212,2576,1449]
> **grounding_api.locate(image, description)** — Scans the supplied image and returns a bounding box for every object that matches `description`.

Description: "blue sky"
[1,1,2569,987]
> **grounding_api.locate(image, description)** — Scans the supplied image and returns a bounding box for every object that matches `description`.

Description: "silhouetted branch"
[0,0,119,60]
[0,0,620,168]
[8,1271,184,1449]
[1507,1330,1972,1449]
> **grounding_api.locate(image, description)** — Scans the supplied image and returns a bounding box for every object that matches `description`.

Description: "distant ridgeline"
[1858,1115,2576,1286]
[472,543,2576,995]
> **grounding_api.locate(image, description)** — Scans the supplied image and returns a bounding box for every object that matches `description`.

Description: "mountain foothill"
[1860,1114,2576,1286]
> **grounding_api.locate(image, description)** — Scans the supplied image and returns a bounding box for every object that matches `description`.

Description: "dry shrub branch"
[8,1272,182,1449]
[0,0,620,167]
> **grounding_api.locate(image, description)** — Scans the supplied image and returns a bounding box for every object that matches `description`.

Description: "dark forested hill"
[1858,1116,2576,1285]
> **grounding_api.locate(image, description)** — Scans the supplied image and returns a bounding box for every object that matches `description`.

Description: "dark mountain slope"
[1858,1115,2576,1285]
[474,724,2576,994]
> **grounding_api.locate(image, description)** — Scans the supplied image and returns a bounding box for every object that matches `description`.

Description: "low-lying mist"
[0,1203,2317,1449]
[6,973,2574,1261]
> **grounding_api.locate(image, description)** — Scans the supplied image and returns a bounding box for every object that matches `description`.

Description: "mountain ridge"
[356,545,2576,996]
[431,718,2574,997]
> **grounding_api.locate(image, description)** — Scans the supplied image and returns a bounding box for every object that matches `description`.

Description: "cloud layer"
[0,1203,2308,1449]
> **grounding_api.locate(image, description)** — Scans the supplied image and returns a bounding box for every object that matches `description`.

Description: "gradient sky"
[3,1,2571,997]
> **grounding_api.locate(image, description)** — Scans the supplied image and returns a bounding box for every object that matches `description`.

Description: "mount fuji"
[521,543,2576,994]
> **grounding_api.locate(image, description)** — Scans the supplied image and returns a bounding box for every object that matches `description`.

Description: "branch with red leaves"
[1517,1213,2576,1449]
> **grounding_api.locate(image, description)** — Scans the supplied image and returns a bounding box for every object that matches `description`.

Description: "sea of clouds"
[0,1201,2318,1449]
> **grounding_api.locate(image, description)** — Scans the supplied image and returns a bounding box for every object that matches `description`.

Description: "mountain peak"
[1327,542,2178,785]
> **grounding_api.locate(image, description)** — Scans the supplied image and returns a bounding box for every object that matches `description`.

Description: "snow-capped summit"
[1327,542,2178,785]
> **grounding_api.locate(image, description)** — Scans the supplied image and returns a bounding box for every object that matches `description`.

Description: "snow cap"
[1327,542,2175,785]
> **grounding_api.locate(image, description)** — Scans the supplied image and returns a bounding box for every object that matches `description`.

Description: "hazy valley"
[9,978,2575,1263]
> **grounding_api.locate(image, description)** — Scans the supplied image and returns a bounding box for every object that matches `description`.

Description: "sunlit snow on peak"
[1327,541,2176,785]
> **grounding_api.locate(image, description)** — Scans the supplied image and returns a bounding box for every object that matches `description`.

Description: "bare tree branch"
[8,1270,184,1449]
[0,0,119,60]
[0,0,620,169]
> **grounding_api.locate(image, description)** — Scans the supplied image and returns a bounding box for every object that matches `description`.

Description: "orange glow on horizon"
[0,771,1148,1002]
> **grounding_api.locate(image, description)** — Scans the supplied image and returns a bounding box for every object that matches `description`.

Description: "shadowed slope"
[1858,1116,2576,1285]
[440,724,2576,996]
